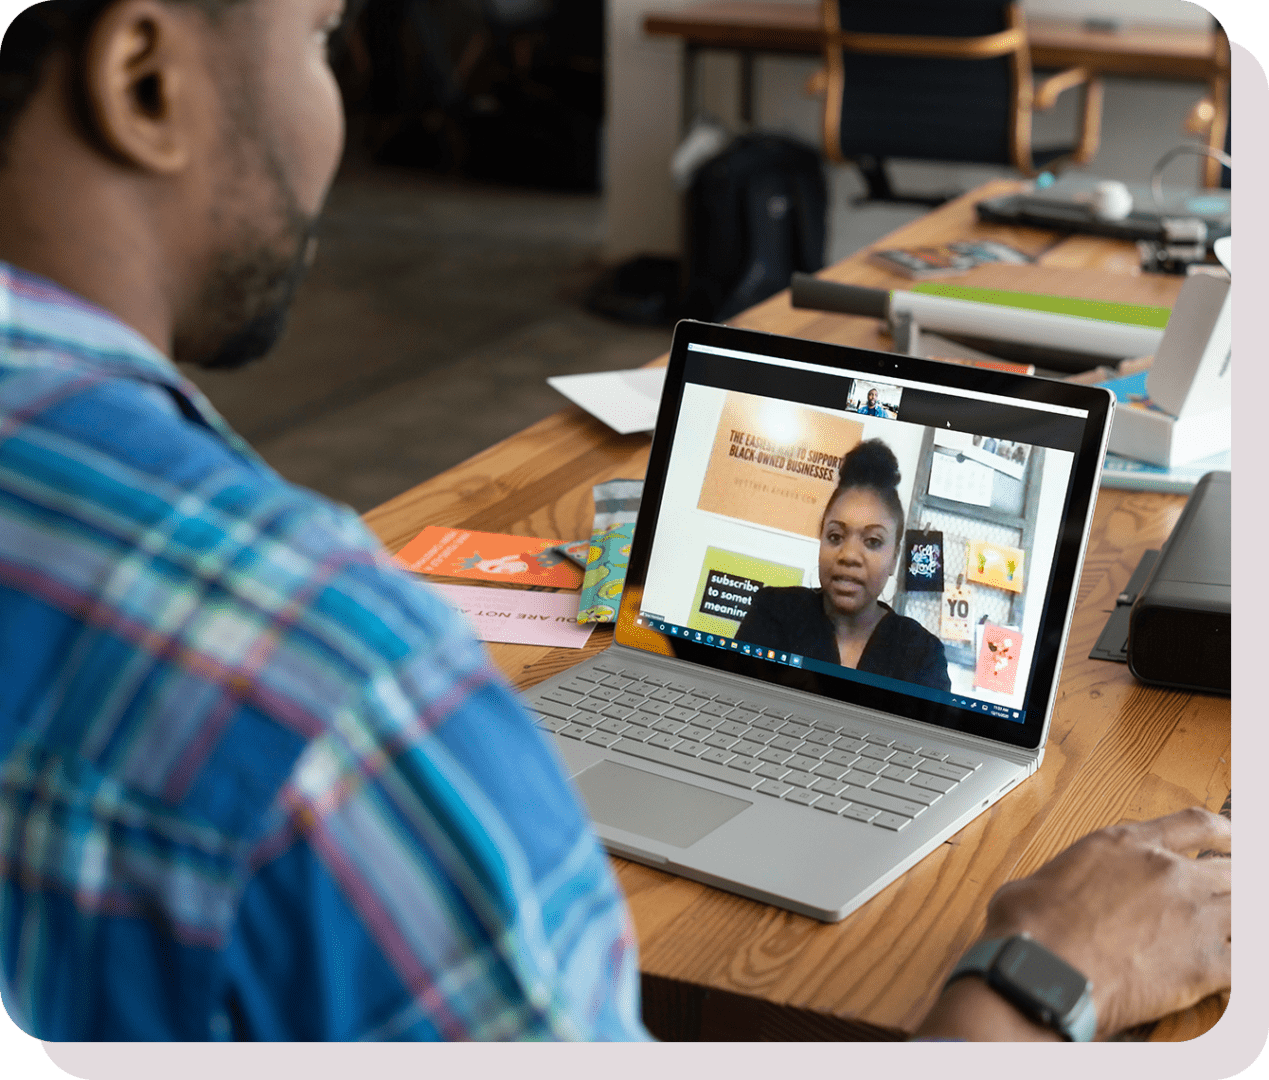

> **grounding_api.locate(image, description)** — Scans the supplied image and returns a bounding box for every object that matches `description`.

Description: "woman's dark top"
[734,586,951,692]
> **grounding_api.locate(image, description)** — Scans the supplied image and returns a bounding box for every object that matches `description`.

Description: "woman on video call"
[735,440,951,691]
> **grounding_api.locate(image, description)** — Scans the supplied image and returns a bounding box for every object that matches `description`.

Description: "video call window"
[639,362,1076,718]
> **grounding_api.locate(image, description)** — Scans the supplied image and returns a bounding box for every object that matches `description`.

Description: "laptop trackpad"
[574,760,750,849]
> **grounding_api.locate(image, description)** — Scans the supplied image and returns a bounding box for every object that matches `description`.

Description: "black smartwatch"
[945,934,1097,1041]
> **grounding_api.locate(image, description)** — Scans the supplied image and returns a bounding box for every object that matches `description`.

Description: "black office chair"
[818,0,1103,205]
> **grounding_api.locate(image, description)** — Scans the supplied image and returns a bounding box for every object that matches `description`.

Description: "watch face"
[997,937,1089,1014]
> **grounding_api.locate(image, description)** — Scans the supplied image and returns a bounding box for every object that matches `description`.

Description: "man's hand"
[918,807,1231,1040]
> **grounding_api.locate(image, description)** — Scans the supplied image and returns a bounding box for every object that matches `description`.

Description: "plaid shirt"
[0,263,647,1040]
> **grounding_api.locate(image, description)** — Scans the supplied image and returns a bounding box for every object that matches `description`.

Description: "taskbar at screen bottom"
[635,615,1027,725]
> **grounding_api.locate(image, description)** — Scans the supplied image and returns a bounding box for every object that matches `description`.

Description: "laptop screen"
[614,322,1113,752]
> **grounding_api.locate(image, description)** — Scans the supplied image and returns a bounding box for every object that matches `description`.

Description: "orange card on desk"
[394,526,584,588]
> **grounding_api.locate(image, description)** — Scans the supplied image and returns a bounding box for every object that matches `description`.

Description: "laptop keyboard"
[528,660,983,833]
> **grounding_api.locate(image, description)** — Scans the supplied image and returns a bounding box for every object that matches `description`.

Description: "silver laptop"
[528,321,1114,921]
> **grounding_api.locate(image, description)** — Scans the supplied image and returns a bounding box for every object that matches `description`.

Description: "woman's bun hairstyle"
[838,439,901,492]
[824,439,905,540]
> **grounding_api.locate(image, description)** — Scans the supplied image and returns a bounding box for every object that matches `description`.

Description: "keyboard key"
[731,707,760,723]
[568,711,598,727]
[756,780,791,798]
[872,778,941,805]
[559,678,593,695]
[700,748,735,766]
[632,711,665,728]
[810,777,844,796]
[755,762,790,781]
[810,718,845,735]
[625,682,660,697]
[909,772,956,794]
[678,695,710,711]
[852,758,886,775]
[888,751,923,770]
[649,688,682,704]
[834,738,867,755]
[891,739,922,754]
[770,734,803,753]
[665,681,691,693]
[871,812,911,832]
[639,674,668,686]
[533,699,576,721]
[700,701,733,717]
[880,765,916,783]
[717,719,748,738]
[573,668,602,682]
[588,686,621,702]
[674,740,708,757]
[783,788,818,806]
[665,707,699,722]
[601,675,633,690]
[733,740,767,758]
[863,733,894,748]
[585,730,622,748]
[946,752,982,771]
[596,718,630,735]
[917,760,972,782]
[805,730,839,748]
[812,762,848,781]
[610,739,762,790]
[714,693,743,706]
[647,732,681,750]
[542,688,583,707]
[727,755,761,772]
[782,723,812,739]
[761,707,790,719]
[559,724,592,740]
[841,769,879,788]
[592,660,623,674]
[859,744,895,762]
[839,727,869,741]
[814,796,850,814]
[574,698,604,713]
[692,714,724,730]
[679,724,713,743]
[652,718,685,735]
[614,694,646,709]
[638,700,673,715]
[704,732,737,750]
[785,755,819,773]
[535,715,566,733]
[741,726,776,744]
[824,749,859,769]
[752,715,785,732]
[838,785,926,819]
[919,748,949,762]
[601,704,634,720]
[841,803,878,823]
[758,747,792,765]
[621,725,655,742]
[784,770,816,788]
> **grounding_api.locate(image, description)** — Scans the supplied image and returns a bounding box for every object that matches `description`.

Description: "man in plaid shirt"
[0,0,1229,1043]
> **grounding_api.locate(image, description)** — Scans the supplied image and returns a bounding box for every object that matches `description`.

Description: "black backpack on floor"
[684,133,828,322]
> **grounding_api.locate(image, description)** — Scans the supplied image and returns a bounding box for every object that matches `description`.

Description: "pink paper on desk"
[431,584,596,648]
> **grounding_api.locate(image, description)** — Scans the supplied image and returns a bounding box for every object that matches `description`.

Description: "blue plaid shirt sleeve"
[0,263,649,1041]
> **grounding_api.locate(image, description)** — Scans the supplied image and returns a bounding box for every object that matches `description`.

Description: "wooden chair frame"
[819,0,1103,178]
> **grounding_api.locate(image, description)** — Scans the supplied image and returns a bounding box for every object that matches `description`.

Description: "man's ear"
[81,0,207,173]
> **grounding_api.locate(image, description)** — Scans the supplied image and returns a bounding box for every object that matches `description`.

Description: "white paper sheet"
[547,367,667,434]
[431,584,597,648]
[928,451,994,506]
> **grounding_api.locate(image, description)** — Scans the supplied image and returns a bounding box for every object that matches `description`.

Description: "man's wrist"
[915,975,1063,1041]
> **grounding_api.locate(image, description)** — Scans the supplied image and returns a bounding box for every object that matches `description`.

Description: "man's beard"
[174,136,320,371]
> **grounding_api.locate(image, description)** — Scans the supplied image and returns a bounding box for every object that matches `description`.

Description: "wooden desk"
[362,180,1230,1041]
[644,2,1227,165]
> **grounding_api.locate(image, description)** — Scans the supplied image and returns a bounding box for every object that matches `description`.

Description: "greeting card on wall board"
[966,540,1025,593]
[940,584,973,642]
[696,391,864,539]
[975,622,1023,694]
[903,529,945,593]
[395,527,584,588]
[927,451,993,506]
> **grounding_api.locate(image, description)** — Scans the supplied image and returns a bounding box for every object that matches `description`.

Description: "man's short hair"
[0,0,240,164]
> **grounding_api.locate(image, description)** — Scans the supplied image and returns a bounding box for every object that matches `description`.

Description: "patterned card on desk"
[395,527,584,589]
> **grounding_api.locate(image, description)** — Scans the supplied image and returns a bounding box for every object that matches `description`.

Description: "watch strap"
[946,934,1097,1042]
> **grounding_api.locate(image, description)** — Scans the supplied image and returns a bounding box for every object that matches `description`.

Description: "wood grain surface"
[361,181,1230,1040]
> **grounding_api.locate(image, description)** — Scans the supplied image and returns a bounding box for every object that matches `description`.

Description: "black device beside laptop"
[525,320,1114,920]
